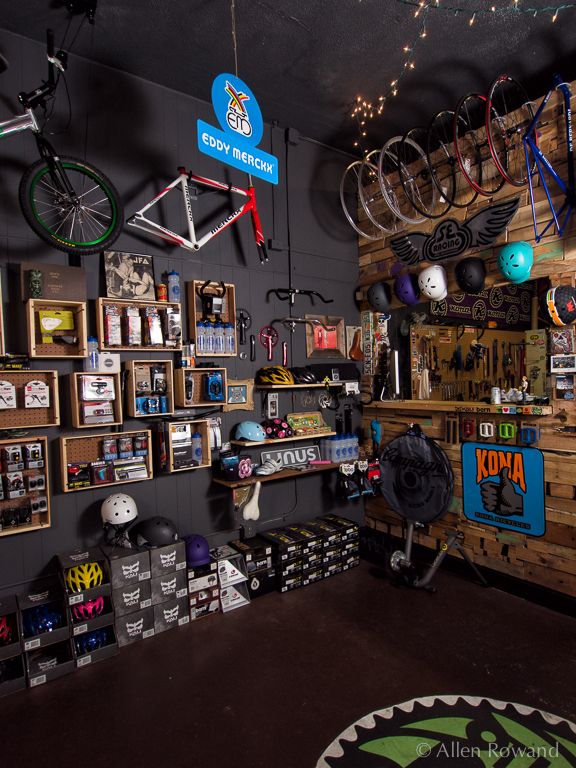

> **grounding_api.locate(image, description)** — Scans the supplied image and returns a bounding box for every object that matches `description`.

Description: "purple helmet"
[394,273,420,306]
[185,534,210,567]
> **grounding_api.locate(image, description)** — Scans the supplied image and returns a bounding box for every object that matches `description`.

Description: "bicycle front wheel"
[427,109,477,208]
[454,93,505,196]
[340,160,384,241]
[19,156,124,255]
[487,75,535,186]
[358,150,402,235]
[399,127,448,219]
[378,136,426,225]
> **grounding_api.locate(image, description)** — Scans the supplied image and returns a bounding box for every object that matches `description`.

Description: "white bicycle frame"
[127,167,268,261]
[0,108,39,139]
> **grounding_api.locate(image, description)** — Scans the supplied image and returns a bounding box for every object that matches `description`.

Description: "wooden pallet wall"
[358,79,576,597]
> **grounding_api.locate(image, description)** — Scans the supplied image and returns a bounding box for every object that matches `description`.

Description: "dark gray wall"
[0,30,361,589]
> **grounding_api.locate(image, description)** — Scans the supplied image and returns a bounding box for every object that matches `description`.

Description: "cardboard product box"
[150,569,188,605]
[0,595,21,661]
[102,546,151,589]
[229,536,273,573]
[57,547,112,607]
[341,541,360,560]
[342,553,360,571]
[259,529,303,562]
[303,567,324,586]
[154,597,190,634]
[113,579,152,616]
[303,520,342,547]
[211,544,248,587]
[149,540,186,577]
[73,624,119,668]
[284,524,323,553]
[322,544,343,566]
[25,639,75,688]
[18,582,70,652]
[275,557,304,577]
[525,329,548,397]
[188,561,219,593]
[219,581,251,613]
[302,550,323,571]
[68,594,115,637]
[246,568,276,600]
[115,606,155,646]
[277,573,303,593]
[190,600,220,621]
[319,514,360,541]
[0,653,26,697]
[323,561,343,579]
[189,587,220,607]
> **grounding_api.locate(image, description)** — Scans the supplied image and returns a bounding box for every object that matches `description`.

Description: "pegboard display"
[59,429,153,493]
[0,436,51,538]
[0,370,60,429]
[125,360,174,418]
[161,419,211,473]
[174,367,227,407]
[187,280,237,357]
[96,298,182,352]
[69,372,123,428]
[26,299,88,359]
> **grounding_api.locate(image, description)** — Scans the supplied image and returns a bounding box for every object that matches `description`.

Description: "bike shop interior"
[0,2,576,767]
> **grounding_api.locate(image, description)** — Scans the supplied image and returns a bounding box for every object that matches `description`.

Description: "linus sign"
[197,73,278,184]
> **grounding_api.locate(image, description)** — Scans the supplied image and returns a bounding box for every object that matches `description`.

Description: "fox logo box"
[461,443,545,537]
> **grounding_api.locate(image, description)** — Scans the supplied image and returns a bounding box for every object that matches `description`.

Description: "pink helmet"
[71,596,105,622]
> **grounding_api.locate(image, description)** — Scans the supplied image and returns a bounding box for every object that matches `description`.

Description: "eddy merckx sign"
[197,73,278,184]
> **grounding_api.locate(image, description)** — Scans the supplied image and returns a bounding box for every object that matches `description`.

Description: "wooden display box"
[60,430,153,493]
[187,280,237,357]
[96,298,182,352]
[174,367,227,407]
[164,419,211,473]
[69,372,123,429]
[0,435,51,538]
[125,360,174,418]
[26,299,87,359]
[0,370,60,429]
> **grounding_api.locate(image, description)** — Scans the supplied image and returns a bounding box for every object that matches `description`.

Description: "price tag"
[24,638,41,651]
[30,675,47,687]
[143,629,155,639]
[73,624,88,636]
[77,656,92,667]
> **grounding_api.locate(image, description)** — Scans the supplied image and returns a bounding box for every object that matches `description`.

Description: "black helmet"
[129,516,178,548]
[290,367,317,384]
[367,281,391,312]
[455,257,486,294]
[545,285,576,326]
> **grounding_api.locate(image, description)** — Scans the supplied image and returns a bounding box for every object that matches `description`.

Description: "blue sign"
[461,443,545,537]
[197,73,278,185]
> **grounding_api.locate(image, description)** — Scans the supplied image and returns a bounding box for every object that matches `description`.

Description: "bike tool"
[259,326,278,361]
[236,308,252,345]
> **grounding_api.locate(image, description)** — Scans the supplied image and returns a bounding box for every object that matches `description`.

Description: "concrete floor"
[2,562,575,768]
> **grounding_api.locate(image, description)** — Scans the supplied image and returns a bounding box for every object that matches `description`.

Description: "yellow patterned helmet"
[65,562,104,593]
[255,366,295,385]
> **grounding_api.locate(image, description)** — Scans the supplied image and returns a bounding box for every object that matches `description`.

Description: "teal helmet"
[234,421,266,442]
[497,241,534,284]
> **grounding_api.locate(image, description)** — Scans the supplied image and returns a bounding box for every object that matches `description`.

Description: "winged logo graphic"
[163,607,180,623]
[160,577,177,594]
[160,551,176,567]
[390,197,520,266]
[121,562,140,577]
[126,618,144,636]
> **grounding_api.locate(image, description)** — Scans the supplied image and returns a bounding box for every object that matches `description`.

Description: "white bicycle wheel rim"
[358,150,402,235]
[339,160,382,241]
[378,136,426,225]
[399,133,441,218]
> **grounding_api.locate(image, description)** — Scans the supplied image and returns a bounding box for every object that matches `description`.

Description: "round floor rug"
[316,695,576,767]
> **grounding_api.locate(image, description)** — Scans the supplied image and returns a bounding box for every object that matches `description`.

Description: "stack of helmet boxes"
[1,595,27,695]
[230,536,275,599]
[260,528,307,592]
[211,544,250,612]
[149,540,188,634]
[320,514,360,571]
[104,545,154,646]
[18,580,75,687]
[285,524,325,585]
[57,548,118,664]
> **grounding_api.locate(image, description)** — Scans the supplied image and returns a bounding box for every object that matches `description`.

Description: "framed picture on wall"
[223,380,255,412]
[305,315,346,359]
[550,354,576,373]
[345,325,363,361]
[104,251,156,300]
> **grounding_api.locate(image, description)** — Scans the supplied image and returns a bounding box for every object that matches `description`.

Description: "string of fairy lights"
[350,0,576,154]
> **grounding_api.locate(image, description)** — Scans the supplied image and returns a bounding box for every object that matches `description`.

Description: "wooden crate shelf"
[26,299,87,359]
[0,435,51,537]
[69,372,123,429]
[125,360,175,418]
[60,429,153,493]
[162,419,211,473]
[96,297,182,352]
[174,367,227,407]
[187,280,237,357]
[0,370,60,429]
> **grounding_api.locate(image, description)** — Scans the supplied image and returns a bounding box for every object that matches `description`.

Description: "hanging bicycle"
[0,28,123,255]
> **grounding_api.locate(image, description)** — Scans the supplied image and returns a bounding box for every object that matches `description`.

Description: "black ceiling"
[2,1,576,154]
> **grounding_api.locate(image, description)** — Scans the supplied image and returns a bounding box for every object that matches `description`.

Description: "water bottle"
[224,322,235,354]
[214,321,225,354]
[167,270,180,303]
[196,321,206,354]
[333,435,343,463]
[86,336,99,371]
[352,435,359,460]
[191,432,203,466]
[325,436,335,463]
[204,321,215,354]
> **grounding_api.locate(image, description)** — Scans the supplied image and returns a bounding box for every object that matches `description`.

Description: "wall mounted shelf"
[174,367,227,408]
[213,462,338,489]
[0,435,51,537]
[26,299,87,359]
[125,359,174,418]
[0,370,60,430]
[95,298,182,352]
[369,400,553,416]
[69,372,123,429]
[161,419,211,473]
[187,280,237,357]
[231,432,336,447]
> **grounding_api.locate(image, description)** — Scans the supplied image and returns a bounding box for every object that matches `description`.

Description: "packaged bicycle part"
[67,462,91,490]
[134,433,149,457]
[26,473,46,492]
[38,309,75,343]
[103,304,122,347]
[102,438,118,461]
[141,306,163,346]
[118,436,134,458]
[123,305,142,347]
[184,372,195,404]
[151,366,168,394]
[4,471,25,499]
[163,307,182,348]
[112,458,148,482]
[24,442,44,469]
[197,280,226,320]
[2,445,24,471]
[203,371,224,402]
[80,375,115,401]
[82,401,115,425]
[30,496,48,515]
[24,380,50,408]
[0,380,16,409]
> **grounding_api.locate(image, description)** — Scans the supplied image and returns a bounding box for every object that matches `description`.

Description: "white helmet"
[418,264,448,301]
[101,493,138,526]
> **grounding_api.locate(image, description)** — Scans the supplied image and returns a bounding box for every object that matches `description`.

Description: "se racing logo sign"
[197,73,278,184]
[461,443,545,537]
